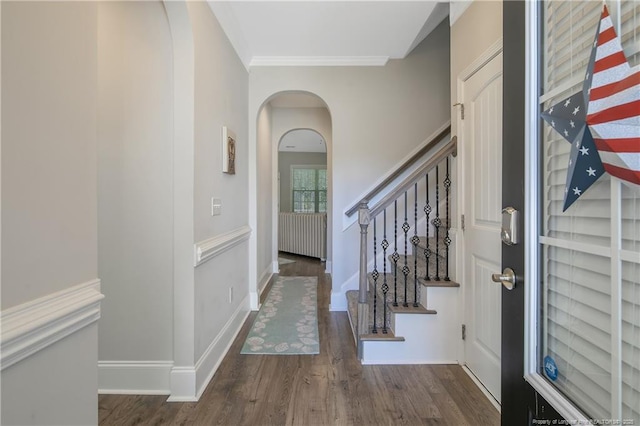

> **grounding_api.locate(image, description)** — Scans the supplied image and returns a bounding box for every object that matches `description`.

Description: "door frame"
[501,1,529,424]
[520,1,596,423]
[457,38,503,411]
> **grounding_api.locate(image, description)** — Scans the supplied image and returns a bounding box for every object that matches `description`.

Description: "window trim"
[524,1,640,421]
[290,164,327,213]
[523,1,592,422]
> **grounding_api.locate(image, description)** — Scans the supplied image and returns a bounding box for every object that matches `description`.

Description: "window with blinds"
[291,166,327,213]
[540,1,640,421]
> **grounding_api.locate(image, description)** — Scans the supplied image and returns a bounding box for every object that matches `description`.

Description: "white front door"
[462,50,503,403]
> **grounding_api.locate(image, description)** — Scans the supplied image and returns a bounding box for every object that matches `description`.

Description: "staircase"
[345,125,460,364]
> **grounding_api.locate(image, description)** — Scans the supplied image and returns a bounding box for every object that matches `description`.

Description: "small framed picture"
[222,126,236,175]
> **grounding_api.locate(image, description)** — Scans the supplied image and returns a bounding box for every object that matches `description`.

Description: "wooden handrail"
[368,136,456,219]
[345,122,452,217]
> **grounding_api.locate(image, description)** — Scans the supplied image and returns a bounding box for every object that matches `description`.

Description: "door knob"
[491,268,516,290]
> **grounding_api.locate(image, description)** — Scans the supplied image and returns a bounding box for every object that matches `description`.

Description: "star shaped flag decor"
[541,3,640,212]
[541,91,605,211]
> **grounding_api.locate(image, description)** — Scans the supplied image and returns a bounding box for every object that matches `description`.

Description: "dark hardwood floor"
[99,253,500,425]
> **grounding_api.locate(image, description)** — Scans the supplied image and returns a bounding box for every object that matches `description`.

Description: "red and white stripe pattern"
[587,5,640,185]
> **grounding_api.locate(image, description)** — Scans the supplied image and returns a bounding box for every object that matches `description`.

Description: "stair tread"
[360,331,405,342]
[367,272,422,308]
[414,236,450,258]
[388,254,455,284]
[419,278,460,288]
[388,303,437,315]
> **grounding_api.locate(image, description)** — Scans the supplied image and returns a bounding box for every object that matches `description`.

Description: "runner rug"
[241,276,319,355]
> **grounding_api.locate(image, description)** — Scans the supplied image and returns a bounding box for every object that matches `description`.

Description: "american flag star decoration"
[541,3,639,212]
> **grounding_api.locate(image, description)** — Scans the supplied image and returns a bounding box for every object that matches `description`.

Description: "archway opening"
[254,91,333,295]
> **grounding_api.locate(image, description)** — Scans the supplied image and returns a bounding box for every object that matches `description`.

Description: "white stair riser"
[362,286,459,364]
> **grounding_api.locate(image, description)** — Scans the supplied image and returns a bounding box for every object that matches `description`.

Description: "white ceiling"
[208,1,450,69]
[279,129,327,153]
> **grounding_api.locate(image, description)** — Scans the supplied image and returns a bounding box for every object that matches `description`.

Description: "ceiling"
[208,1,450,69]
[279,129,327,153]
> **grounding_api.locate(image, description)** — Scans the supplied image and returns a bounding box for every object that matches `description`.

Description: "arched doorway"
[253,91,333,306]
[277,129,327,260]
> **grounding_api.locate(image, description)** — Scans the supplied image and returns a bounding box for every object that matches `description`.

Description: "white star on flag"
[573,187,582,195]
[580,146,590,156]
[587,167,597,176]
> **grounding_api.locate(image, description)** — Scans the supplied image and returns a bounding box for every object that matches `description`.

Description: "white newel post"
[357,201,370,359]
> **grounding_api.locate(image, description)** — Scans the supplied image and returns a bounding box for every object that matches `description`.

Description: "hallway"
[99,254,500,425]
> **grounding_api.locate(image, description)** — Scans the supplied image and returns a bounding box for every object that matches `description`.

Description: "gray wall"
[189,1,250,363]
[1,1,98,310]
[97,0,174,363]
[249,20,451,306]
[279,152,328,212]
[451,1,502,141]
[1,2,99,424]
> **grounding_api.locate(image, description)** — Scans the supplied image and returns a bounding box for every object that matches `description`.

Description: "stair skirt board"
[359,286,459,364]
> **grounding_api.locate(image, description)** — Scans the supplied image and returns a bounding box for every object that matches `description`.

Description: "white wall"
[249,20,451,308]
[257,104,274,288]
[1,2,100,424]
[97,0,174,366]
[188,0,250,373]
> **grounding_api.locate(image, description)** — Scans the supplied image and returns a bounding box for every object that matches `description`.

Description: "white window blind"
[541,1,640,421]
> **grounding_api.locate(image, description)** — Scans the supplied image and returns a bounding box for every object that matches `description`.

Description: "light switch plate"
[211,198,222,216]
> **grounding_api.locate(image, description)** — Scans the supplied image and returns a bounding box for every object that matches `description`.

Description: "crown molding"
[249,56,389,68]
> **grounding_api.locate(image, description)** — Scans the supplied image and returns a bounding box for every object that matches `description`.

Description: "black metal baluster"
[381,210,389,334]
[444,157,452,281]
[402,192,410,307]
[434,165,441,281]
[411,183,420,307]
[392,200,399,307]
[372,217,378,333]
[424,173,431,281]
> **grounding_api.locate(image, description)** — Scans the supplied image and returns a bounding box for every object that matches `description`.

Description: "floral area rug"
[241,276,319,355]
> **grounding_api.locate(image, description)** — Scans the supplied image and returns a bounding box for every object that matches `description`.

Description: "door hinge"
[453,102,465,120]
[462,324,466,340]
[461,214,465,231]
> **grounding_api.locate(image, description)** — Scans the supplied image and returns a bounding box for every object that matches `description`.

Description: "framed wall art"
[222,126,236,175]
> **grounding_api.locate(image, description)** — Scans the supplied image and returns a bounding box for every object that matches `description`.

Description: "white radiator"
[278,213,326,260]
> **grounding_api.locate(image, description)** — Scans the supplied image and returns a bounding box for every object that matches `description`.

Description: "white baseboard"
[168,295,250,402]
[272,260,279,273]
[168,367,197,402]
[1,279,104,370]
[461,365,501,412]
[194,295,250,400]
[361,358,458,365]
[329,292,347,311]
[98,361,172,395]
[329,269,358,311]
[258,266,273,297]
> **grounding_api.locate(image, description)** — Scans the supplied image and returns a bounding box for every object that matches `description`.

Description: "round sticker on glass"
[544,355,558,381]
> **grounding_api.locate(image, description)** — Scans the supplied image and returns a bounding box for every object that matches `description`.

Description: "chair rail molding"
[1,279,104,370]
[194,225,252,267]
